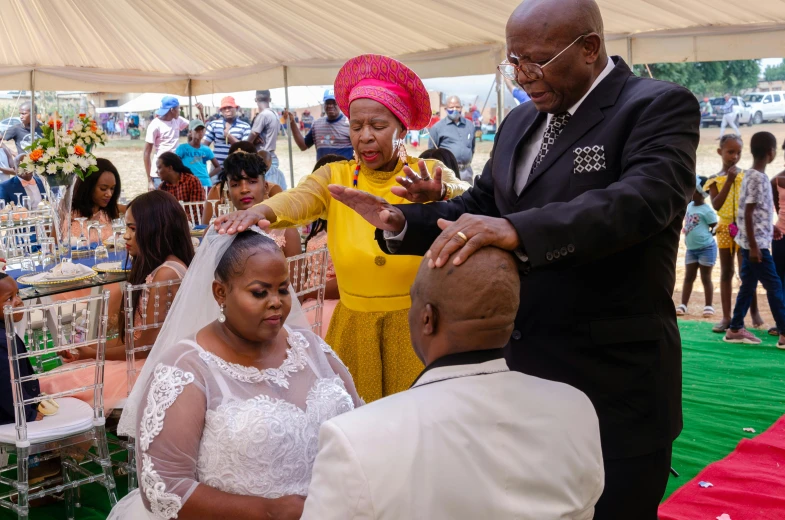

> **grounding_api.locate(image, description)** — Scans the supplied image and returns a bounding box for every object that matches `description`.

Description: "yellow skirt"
[325,302,423,403]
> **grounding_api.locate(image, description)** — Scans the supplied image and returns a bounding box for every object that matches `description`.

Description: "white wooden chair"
[0,292,117,519]
[287,247,329,336]
[180,201,205,227]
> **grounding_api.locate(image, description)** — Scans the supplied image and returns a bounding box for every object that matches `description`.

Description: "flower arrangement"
[19,113,107,181]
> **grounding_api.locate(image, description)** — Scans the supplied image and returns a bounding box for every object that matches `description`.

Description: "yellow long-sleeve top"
[264,157,470,312]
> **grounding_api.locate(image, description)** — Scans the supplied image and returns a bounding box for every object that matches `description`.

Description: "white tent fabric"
[0,0,783,93]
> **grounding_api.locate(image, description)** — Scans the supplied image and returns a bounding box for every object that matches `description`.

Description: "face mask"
[446,109,461,120]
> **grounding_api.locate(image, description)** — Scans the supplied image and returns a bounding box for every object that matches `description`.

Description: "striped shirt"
[304,114,353,160]
[203,118,252,165]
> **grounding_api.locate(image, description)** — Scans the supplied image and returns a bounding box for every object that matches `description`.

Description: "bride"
[110,228,362,520]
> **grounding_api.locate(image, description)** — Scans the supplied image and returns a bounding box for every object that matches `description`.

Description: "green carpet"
[663,320,785,499]
[2,320,784,518]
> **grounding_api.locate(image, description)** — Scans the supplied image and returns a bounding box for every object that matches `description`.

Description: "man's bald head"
[506,0,607,114]
[408,247,520,365]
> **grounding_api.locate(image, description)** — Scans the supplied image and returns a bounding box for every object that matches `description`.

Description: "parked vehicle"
[701,96,754,127]
[743,92,785,124]
[0,117,21,134]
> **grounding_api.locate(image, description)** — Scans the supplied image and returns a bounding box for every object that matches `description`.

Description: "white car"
[743,92,785,124]
[702,96,754,127]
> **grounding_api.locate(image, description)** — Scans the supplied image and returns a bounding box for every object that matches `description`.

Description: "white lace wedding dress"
[108,326,362,520]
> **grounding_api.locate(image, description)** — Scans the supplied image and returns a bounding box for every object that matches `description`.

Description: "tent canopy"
[0,0,783,94]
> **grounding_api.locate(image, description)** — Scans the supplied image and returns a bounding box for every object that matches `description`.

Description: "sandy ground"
[100,122,785,327]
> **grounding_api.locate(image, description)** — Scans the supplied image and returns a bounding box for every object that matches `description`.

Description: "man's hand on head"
[427,215,520,268]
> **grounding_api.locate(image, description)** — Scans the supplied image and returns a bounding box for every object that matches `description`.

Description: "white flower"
[68,155,79,164]
[83,136,92,144]
[41,153,50,163]
[46,147,57,156]
[78,157,89,169]
[62,136,72,145]
[45,163,58,174]
[62,162,75,174]
[73,124,83,133]
[88,156,97,166]
[67,146,75,155]
[24,163,35,173]
[76,140,85,147]
[35,165,45,175]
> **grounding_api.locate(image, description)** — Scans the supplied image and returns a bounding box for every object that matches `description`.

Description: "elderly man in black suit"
[328,0,699,517]
[214,0,699,516]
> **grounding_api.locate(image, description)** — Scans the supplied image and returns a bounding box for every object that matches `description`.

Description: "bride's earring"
[218,304,226,323]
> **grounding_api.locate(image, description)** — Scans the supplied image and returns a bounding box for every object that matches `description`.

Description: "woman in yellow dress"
[215,54,470,401]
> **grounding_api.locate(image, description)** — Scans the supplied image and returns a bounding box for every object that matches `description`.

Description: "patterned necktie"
[532,112,571,171]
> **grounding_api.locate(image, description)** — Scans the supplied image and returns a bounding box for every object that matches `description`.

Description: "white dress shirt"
[385,57,616,242]
[514,56,615,194]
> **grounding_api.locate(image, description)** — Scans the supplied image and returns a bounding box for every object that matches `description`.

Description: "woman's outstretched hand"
[213,206,271,235]
[390,159,444,203]
[328,185,406,234]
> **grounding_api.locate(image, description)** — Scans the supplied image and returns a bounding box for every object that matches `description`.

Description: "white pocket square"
[573,145,606,174]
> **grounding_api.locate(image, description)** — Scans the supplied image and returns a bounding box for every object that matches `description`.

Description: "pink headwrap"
[335,54,431,130]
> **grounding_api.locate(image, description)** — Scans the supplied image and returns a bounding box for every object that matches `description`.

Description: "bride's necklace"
[199,331,309,389]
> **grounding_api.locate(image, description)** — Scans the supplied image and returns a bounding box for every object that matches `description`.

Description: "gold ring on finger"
[456,231,468,243]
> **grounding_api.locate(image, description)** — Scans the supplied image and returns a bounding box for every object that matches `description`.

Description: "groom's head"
[408,246,520,366]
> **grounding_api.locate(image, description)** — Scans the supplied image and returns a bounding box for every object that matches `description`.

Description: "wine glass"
[86,220,100,249]
[208,199,219,225]
[21,196,31,211]
[40,238,56,272]
[111,218,125,252]
[94,241,109,277]
[74,217,88,251]
[14,193,22,207]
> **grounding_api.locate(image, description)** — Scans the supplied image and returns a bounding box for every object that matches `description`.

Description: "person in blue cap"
[286,89,353,161]
[144,96,190,189]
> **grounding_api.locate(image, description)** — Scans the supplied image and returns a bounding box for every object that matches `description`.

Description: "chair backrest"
[0,207,55,263]
[287,247,328,336]
[5,291,110,445]
[180,201,204,226]
[122,278,183,396]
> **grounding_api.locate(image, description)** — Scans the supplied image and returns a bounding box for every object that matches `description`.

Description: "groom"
[302,246,604,519]
[327,0,699,517]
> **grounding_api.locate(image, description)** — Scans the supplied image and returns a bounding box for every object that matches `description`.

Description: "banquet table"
[7,250,129,301]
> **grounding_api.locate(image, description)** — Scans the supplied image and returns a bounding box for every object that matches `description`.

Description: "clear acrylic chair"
[287,247,329,336]
[180,201,204,227]
[118,277,183,491]
[0,292,117,519]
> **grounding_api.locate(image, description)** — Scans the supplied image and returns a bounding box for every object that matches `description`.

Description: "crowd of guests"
[678,132,785,347]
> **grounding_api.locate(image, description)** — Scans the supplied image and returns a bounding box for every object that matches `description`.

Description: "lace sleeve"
[138,355,207,519]
[264,165,333,229]
[317,337,364,407]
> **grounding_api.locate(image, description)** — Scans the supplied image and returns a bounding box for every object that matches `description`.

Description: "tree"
[764,62,785,82]
[632,60,760,97]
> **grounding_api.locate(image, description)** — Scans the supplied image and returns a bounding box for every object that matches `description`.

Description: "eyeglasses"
[498,34,588,82]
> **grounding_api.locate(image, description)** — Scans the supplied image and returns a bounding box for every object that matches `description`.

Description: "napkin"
[24,262,94,283]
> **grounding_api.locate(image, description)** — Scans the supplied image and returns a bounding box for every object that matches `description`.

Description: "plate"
[103,238,126,249]
[93,261,129,274]
[17,272,97,287]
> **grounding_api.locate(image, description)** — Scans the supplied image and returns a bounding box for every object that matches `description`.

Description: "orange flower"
[78,113,86,118]
[48,119,62,129]
[73,145,85,156]
[29,149,44,162]
[90,122,98,131]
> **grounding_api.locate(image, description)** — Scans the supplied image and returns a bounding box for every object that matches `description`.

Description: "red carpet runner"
[659,414,785,520]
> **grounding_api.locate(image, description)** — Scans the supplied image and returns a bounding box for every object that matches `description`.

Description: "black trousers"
[593,445,673,520]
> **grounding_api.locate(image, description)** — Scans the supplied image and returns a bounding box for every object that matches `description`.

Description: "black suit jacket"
[377,57,699,460]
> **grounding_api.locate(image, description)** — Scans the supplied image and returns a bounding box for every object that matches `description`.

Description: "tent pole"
[284,66,295,189]
[188,79,193,120]
[30,70,36,138]
[496,72,504,123]
[626,37,633,65]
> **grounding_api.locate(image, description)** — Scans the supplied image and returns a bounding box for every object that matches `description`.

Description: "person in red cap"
[215,54,470,402]
[202,96,251,167]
